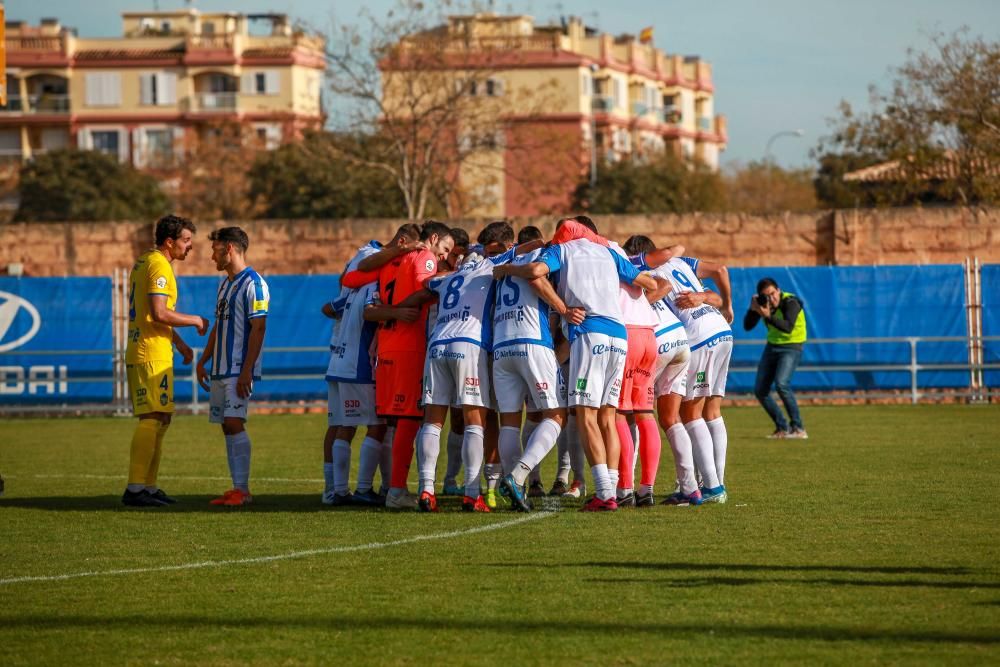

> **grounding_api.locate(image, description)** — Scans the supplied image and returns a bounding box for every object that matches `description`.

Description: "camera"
[756,294,769,306]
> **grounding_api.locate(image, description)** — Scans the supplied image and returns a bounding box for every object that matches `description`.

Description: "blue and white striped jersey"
[211,267,269,380]
[649,256,731,350]
[537,239,640,342]
[326,241,382,383]
[492,248,553,350]
[426,248,515,350]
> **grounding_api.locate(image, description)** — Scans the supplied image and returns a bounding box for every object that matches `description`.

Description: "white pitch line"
[0,510,558,586]
[25,474,324,484]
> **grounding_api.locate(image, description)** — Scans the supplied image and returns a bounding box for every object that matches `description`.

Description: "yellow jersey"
[126,249,178,364]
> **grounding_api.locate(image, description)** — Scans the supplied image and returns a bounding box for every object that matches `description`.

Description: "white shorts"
[685,335,733,399]
[423,341,493,409]
[209,378,250,423]
[328,381,382,427]
[654,328,690,398]
[492,344,567,413]
[567,333,627,408]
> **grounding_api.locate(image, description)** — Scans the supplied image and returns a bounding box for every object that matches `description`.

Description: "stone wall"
[1,207,996,277]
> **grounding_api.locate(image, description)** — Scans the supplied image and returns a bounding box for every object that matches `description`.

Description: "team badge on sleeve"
[425,259,436,272]
[155,276,167,289]
[253,300,269,312]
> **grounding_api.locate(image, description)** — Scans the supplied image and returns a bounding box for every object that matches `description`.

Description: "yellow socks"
[144,421,170,489]
[127,419,160,490]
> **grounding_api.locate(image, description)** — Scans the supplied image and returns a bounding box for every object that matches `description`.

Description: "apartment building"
[382,13,727,217]
[1,10,325,168]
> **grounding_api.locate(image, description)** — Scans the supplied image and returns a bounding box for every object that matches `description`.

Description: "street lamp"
[764,129,804,211]
[589,63,600,188]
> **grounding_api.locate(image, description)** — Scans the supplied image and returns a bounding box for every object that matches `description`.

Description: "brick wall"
[1,207,996,277]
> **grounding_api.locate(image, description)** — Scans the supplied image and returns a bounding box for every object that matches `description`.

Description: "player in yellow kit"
[123,215,208,507]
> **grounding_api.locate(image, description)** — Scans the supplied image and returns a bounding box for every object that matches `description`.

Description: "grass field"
[1,404,999,665]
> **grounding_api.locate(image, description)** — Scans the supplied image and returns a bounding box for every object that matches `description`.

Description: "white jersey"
[492,248,553,350]
[648,256,731,351]
[326,241,381,383]
[610,243,657,328]
[538,239,641,342]
[427,248,515,350]
[211,267,269,380]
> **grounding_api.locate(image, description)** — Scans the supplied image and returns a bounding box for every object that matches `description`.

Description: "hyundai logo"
[0,291,41,353]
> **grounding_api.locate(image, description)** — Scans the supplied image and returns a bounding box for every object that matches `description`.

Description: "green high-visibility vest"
[766,292,807,345]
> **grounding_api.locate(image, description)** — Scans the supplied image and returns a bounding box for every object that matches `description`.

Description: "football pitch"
[1,405,998,665]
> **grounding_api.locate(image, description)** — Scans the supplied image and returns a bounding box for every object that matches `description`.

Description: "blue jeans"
[754,344,803,431]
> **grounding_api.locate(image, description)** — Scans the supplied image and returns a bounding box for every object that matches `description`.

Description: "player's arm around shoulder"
[694,259,733,323]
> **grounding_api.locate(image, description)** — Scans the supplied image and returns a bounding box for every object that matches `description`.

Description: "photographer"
[743,278,808,439]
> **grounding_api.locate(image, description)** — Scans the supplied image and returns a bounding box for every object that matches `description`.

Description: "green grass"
[1,405,999,665]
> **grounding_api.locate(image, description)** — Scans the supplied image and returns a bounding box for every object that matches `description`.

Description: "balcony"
[591,97,613,113]
[631,102,649,117]
[1,97,24,112]
[0,95,70,113]
[660,107,681,124]
[194,93,238,111]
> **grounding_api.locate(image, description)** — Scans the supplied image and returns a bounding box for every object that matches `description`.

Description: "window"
[91,130,120,156]
[84,73,121,107]
[242,71,280,95]
[612,78,624,109]
[484,78,504,97]
[160,20,172,33]
[202,22,215,35]
[145,129,174,166]
[581,72,591,97]
[139,72,177,106]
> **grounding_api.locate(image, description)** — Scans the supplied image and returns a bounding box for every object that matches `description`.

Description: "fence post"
[908,337,919,404]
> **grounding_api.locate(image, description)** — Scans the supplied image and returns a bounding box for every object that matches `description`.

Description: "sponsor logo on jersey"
[0,291,42,353]
[493,348,529,359]
[657,340,688,354]
[576,378,587,391]
[429,347,467,360]
[592,343,627,356]
[696,371,706,383]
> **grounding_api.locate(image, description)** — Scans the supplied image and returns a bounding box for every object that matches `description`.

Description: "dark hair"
[155,215,196,246]
[756,277,779,294]
[394,223,421,243]
[478,221,514,247]
[570,215,598,234]
[449,227,470,250]
[623,235,655,256]
[419,220,453,242]
[517,225,543,244]
[209,226,250,253]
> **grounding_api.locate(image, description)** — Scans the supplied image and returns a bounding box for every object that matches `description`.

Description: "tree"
[723,161,818,213]
[15,149,168,222]
[248,131,406,218]
[573,152,725,214]
[814,28,1000,205]
[172,120,262,221]
[322,0,568,219]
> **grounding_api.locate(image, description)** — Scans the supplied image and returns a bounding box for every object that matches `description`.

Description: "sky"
[8,0,1000,168]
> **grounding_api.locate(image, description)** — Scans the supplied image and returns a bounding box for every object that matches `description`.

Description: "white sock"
[498,426,522,474]
[323,462,334,493]
[706,416,728,486]
[608,467,620,493]
[667,423,698,495]
[685,418,720,490]
[416,423,442,495]
[521,420,539,482]
[332,439,351,494]
[226,431,252,493]
[378,427,394,492]
[513,418,561,485]
[591,463,613,500]
[555,427,571,484]
[356,435,381,493]
[484,463,502,490]
[444,430,463,484]
[638,483,653,495]
[462,425,485,498]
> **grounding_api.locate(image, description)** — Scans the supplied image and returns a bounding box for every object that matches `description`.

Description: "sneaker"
[563,479,586,498]
[418,491,439,513]
[661,490,704,506]
[122,489,168,507]
[616,492,636,508]
[441,482,463,496]
[462,495,491,512]
[787,428,809,440]
[351,488,384,507]
[147,489,177,504]
[385,488,418,510]
[0,474,4,497]
[211,489,252,507]
[528,480,546,498]
[700,485,728,504]
[499,474,532,512]
[327,491,354,507]
[548,479,568,496]
[766,429,788,439]
[485,488,499,509]
[580,496,618,512]
[635,491,655,507]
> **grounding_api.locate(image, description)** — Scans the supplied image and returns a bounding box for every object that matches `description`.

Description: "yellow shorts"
[127,360,174,415]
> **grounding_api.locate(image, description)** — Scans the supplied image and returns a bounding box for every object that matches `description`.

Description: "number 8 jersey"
[426,249,516,351]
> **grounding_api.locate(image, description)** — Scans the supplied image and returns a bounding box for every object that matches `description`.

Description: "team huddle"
[122,214,735,513]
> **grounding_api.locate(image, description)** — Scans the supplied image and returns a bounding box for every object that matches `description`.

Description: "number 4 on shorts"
[160,375,169,390]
